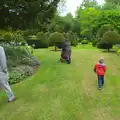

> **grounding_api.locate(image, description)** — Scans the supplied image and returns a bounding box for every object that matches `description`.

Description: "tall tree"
[0,0,60,30]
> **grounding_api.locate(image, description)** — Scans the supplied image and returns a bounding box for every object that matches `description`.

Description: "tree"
[105,0,120,5]
[81,0,98,9]
[76,7,100,40]
[92,10,120,36]
[0,0,60,30]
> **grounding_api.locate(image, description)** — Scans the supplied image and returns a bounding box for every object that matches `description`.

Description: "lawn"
[0,45,120,120]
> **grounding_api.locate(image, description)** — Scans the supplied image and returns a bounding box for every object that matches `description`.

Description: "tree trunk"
[55,46,57,51]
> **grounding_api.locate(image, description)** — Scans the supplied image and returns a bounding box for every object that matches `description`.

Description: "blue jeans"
[2,82,15,101]
[98,75,104,88]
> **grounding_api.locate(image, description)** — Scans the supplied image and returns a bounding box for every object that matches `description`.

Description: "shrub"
[20,56,40,66]
[67,31,78,46]
[8,65,34,85]
[97,39,113,51]
[17,65,34,76]
[102,31,120,45]
[9,67,25,85]
[117,49,120,55]
[49,32,65,50]
[98,24,113,38]
[81,40,88,44]
[26,33,49,48]
[3,32,13,42]
[36,32,49,48]
[92,40,98,47]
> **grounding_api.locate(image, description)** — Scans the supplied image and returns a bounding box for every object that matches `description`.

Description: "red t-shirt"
[94,63,107,76]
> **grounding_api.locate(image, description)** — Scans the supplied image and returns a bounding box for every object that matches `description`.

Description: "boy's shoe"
[98,88,101,90]
[8,96,17,103]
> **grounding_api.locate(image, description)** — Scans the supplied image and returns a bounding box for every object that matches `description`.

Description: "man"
[60,40,71,64]
[0,46,16,102]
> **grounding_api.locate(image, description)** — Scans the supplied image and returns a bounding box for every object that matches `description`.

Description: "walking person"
[60,40,71,64]
[94,57,107,90]
[0,46,16,102]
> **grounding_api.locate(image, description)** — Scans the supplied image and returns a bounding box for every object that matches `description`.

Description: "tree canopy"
[0,0,60,30]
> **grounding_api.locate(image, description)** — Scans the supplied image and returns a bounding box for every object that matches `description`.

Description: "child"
[94,57,107,90]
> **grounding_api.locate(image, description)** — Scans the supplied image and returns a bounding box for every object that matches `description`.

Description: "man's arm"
[0,47,8,73]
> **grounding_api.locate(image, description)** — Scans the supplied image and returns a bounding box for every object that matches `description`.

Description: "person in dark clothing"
[60,40,71,64]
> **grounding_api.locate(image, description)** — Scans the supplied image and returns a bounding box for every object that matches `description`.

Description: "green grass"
[0,45,120,120]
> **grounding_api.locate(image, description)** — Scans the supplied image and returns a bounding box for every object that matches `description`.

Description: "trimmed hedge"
[81,40,88,44]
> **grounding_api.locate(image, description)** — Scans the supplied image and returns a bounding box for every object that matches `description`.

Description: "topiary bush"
[49,32,65,50]
[97,39,113,51]
[36,32,49,48]
[81,40,88,44]
[26,32,49,48]
[102,31,120,45]
[98,24,113,38]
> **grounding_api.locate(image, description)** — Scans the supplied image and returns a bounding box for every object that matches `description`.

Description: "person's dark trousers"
[98,75,104,89]
[67,53,71,64]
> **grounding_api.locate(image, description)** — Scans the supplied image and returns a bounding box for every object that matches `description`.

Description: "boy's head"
[99,57,104,64]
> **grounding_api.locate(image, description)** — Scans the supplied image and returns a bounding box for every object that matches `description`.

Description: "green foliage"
[76,7,100,40]
[3,32,13,42]
[92,11,120,35]
[9,66,34,85]
[49,32,65,47]
[102,31,120,44]
[20,57,40,66]
[81,40,89,44]
[26,32,49,48]
[117,49,120,55]
[67,31,78,46]
[17,66,34,77]
[9,67,25,85]
[36,32,49,48]
[98,24,114,38]
[97,42,113,51]
[0,0,60,30]
[92,40,98,47]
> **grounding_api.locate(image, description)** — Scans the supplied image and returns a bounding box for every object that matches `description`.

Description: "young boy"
[94,57,107,90]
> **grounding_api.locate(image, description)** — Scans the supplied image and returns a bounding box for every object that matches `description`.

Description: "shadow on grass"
[102,50,116,54]
[49,49,61,52]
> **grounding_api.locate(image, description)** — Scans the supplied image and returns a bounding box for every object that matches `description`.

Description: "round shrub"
[97,39,113,51]
[49,32,65,48]
[81,40,88,44]
[98,24,113,38]
[102,31,120,44]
